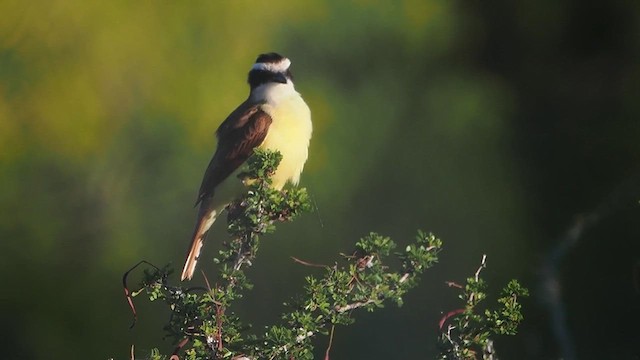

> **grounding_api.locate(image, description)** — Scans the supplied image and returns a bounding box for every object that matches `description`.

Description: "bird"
[180,52,313,281]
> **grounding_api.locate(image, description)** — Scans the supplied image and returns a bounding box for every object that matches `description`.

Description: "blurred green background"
[1,1,639,359]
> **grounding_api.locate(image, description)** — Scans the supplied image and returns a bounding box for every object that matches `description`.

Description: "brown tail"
[180,208,220,281]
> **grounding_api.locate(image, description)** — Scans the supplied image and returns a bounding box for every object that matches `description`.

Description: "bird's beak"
[274,73,288,84]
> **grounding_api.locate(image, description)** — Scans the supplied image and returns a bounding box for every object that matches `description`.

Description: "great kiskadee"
[180,53,312,281]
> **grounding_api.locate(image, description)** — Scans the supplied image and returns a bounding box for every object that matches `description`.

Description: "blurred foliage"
[1,1,639,359]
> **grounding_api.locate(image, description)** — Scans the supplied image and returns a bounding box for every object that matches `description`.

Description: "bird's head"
[248,52,293,89]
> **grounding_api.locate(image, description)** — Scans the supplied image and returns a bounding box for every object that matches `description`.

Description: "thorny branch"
[437,255,528,360]
[124,150,448,360]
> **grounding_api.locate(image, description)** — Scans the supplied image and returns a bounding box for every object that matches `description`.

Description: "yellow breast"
[259,93,312,189]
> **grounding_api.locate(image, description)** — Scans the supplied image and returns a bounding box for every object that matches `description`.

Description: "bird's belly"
[259,98,312,189]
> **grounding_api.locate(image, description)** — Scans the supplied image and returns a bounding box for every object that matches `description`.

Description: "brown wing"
[195,101,272,205]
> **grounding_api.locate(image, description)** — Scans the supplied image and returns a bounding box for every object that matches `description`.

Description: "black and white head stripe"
[248,52,295,88]
[251,52,291,73]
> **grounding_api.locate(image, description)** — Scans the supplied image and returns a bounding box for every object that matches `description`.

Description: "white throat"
[250,81,298,105]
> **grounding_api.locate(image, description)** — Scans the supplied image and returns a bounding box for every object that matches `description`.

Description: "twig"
[475,254,487,282]
[215,296,224,351]
[171,338,189,359]
[399,272,410,284]
[201,270,225,352]
[445,281,463,289]
[334,299,376,313]
[324,325,335,360]
[201,270,213,293]
[291,256,329,268]
[442,325,461,355]
[483,339,496,360]
[122,260,160,329]
[438,309,465,330]
[232,239,251,271]
[469,255,487,305]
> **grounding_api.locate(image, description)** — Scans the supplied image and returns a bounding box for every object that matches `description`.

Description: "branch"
[127,150,446,360]
[539,173,640,360]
